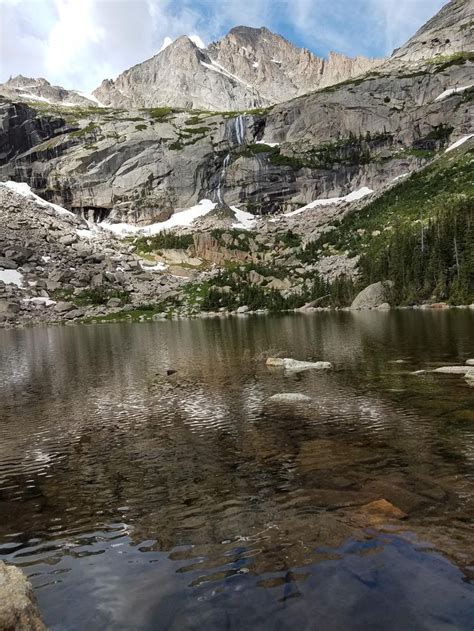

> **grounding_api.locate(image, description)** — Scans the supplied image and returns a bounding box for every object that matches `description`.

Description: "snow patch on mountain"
[284,187,374,217]
[445,134,474,153]
[189,34,206,49]
[434,84,473,102]
[230,206,257,230]
[101,199,217,235]
[159,36,173,52]
[0,270,24,287]
[0,181,74,216]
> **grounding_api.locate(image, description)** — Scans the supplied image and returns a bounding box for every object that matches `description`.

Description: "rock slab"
[0,561,46,630]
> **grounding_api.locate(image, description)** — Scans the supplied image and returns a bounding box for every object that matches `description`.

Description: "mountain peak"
[91,25,384,111]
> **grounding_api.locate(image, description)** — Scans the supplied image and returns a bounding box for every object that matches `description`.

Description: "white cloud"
[45,0,104,78]
[0,0,448,93]
[158,36,173,52]
[368,0,447,54]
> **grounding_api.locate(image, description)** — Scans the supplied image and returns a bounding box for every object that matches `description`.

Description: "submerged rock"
[355,498,408,525]
[465,359,474,366]
[266,357,332,371]
[420,302,449,309]
[350,281,394,310]
[267,393,312,404]
[0,561,46,630]
[433,366,473,375]
[465,372,474,386]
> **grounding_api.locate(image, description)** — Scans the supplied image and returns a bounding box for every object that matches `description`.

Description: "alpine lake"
[0,309,473,630]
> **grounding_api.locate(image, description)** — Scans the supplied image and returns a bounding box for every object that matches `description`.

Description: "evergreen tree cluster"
[359,196,474,304]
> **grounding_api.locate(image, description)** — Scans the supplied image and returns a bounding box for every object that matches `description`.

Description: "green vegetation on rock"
[429,51,474,72]
[134,231,194,253]
[302,144,474,305]
[146,107,173,120]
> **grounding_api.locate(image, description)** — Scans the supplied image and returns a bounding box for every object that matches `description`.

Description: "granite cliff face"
[0,0,472,225]
[92,26,383,111]
[389,0,472,66]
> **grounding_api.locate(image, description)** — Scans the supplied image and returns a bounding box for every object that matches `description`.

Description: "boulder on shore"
[0,561,46,630]
[350,281,394,310]
[266,357,333,371]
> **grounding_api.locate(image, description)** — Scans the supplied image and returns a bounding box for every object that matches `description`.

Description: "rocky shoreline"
[0,562,45,630]
[2,300,473,331]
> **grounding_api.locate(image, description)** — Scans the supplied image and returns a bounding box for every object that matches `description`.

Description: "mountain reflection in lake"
[1,310,473,630]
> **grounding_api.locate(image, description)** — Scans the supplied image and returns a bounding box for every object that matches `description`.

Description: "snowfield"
[101,199,217,235]
[230,206,257,230]
[434,84,473,102]
[283,187,374,218]
[445,134,474,153]
[0,270,24,287]
[0,181,74,216]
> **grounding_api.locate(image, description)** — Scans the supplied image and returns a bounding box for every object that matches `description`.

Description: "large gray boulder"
[0,561,46,630]
[351,281,394,310]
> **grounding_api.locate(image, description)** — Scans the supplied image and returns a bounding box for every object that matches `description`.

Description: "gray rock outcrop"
[0,0,471,237]
[0,561,46,631]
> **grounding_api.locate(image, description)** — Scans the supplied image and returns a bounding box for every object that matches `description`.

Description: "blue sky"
[0,0,447,93]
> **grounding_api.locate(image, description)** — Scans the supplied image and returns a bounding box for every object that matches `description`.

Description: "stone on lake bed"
[267,393,312,404]
[356,498,408,524]
[266,357,333,371]
[466,359,474,366]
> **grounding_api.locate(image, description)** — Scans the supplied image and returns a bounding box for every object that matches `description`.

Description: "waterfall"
[234,115,246,145]
[216,153,231,204]
[214,115,245,204]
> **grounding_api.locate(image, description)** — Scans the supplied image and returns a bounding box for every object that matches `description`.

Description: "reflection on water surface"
[0,310,473,629]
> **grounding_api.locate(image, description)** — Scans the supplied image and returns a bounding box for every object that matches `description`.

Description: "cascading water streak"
[215,115,245,204]
[216,153,231,204]
[234,115,246,145]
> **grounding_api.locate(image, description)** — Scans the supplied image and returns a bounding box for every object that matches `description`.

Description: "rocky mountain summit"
[0,75,98,107]
[93,26,383,110]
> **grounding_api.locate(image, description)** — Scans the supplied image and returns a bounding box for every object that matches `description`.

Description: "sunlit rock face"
[92,27,383,111]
